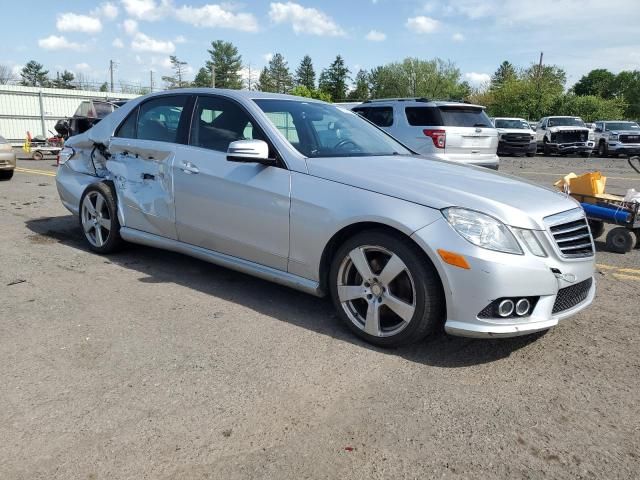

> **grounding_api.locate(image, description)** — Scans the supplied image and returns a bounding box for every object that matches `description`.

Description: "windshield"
[606,122,639,131]
[254,99,413,157]
[494,119,530,129]
[548,117,585,127]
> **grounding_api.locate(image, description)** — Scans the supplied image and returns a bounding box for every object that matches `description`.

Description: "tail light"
[57,146,75,166]
[423,129,446,149]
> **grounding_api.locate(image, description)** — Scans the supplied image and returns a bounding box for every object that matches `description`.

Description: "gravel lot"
[1,154,639,479]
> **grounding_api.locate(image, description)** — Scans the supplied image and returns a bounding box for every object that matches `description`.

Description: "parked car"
[0,135,16,180]
[54,99,128,139]
[492,117,537,157]
[352,98,499,169]
[593,120,640,157]
[535,116,595,157]
[56,89,595,347]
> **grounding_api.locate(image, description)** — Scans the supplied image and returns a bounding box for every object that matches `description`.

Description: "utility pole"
[247,64,251,91]
[109,60,116,93]
[534,51,544,120]
[150,70,154,92]
[210,64,215,88]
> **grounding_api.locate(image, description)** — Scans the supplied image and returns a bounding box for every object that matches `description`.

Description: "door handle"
[180,161,199,174]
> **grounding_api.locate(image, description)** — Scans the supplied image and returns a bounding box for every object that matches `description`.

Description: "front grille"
[545,210,594,258]
[619,134,640,144]
[502,133,531,143]
[552,130,587,143]
[552,278,593,314]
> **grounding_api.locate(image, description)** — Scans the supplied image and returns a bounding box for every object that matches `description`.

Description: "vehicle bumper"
[546,141,594,154]
[411,218,596,338]
[430,152,499,170]
[0,151,16,170]
[56,162,98,216]
[498,141,537,156]
[607,142,640,155]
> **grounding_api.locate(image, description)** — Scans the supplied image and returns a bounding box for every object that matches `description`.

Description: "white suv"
[352,98,499,169]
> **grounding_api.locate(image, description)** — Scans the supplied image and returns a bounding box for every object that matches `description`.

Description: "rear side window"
[405,107,442,126]
[137,96,187,143]
[438,107,492,127]
[353,107,393,127]
[115,108,137,138]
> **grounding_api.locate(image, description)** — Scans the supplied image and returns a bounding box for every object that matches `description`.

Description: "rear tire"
[543,140,551,156]
[588,220,605,240]
[329,230,444,348]
[32,151,44,161]
[0,169,14,180]
[79,182,123,254]
[606,227,636,253]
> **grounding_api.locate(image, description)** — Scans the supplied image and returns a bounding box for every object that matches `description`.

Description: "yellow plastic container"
[569,171,607,195]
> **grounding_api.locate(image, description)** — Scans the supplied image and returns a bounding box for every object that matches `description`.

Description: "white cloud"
[174,35,186,43]
[123,19,138,35]
[93,2,119,20]
[75,63,91,71]
[452,32,465,42]
[38,35,85,51]
[269,2,345,36]
[131,32,175,53]
[174,4,258,31]
[11,65,24,76]
[262,52,274,62]
[112,38,125,48]
[406,16,440,34]
[464,72,491,85]
[56,13,102,34]
[120,0,170,21]
[365,30,386,41]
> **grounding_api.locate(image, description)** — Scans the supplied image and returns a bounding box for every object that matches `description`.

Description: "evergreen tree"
[99,82,109,92]
[20,60,50,87]
[52,70,76,89]
[256,67,275,92]
[192,67,212,87]
[267,53,292,93]
[348,69,370,101]
[162,55,189,89]
[206,40,243,89]
[319,55,350,101]
[295,55,315,89]
[491,61,517,89]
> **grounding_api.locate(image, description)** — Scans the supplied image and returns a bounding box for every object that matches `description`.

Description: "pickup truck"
[593,120,640,157]
[536,116,594,157]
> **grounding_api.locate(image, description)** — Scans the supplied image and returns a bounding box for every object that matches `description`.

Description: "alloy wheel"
[81,191,112,248]
[336,245,416,337]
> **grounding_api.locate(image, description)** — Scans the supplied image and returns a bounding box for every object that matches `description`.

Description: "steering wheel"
[334,139,359,151]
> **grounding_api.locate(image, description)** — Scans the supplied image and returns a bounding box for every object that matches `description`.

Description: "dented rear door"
[107,137,178,239]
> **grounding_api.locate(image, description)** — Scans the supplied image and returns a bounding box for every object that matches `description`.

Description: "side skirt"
[119,227,324,297]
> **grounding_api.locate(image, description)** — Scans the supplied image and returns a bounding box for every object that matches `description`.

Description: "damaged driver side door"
[107,95,191,240]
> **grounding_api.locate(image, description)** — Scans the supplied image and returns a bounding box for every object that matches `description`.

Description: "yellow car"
[0,135,16,180]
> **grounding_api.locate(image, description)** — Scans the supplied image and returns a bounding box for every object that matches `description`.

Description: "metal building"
[0,85,139,144]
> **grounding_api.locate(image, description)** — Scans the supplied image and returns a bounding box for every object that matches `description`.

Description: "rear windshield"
[439,107,492,127]
[405,106,491,127]
[494,119,530,129]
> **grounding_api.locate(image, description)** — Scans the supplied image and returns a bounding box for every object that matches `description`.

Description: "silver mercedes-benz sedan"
[55,89,596,347]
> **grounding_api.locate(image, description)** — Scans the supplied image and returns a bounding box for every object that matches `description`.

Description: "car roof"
[493,117,527,121]
[142,88,327,104]
[361,98,486,109]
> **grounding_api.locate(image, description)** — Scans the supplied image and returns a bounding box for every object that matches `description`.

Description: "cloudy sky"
[2,0,640,89]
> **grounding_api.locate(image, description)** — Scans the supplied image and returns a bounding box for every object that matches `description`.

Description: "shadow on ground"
[26,214,546,368]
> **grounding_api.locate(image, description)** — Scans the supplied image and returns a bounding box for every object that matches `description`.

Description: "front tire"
[543,140,551,156]
[0,169,14,180]
[598,141,608,157]
[79,182,123,254]
[329,230,444,348]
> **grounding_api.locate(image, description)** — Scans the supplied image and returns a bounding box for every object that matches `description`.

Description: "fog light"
[515,298,530,316]
[498,299,515,317]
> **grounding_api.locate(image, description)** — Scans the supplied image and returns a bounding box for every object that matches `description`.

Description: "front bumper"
[411,218,596,338]
[0,151,16,170]
[498,141,537,156]
[545,141,594,154]
[608,142,640,155]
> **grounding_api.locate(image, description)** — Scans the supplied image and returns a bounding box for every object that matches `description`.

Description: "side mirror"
[531,126,537,131]
[226,139,276,166]
[540,125,546,130]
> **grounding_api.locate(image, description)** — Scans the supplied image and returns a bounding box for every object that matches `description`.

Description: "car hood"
[608,129,640,135]
[497,128,535,135]
[306,155,579,230]
[548,126,589,132]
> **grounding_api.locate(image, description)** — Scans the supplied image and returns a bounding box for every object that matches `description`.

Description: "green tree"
[256,66,275,92]
[162,55,189,89]
[192,67,212,87]
[99,82,109,92]
[206,40,243,89]
[491,61,517,89]
[348,69,370,101]
[552,94,626,122]
[319,55,350,101]
[290,85,331,102]
[572,69,617,99]
[52,70,76,89]
[266,53,292,93]
[295,55,316,89]
[20,60,50,87]
[614,70,640,119]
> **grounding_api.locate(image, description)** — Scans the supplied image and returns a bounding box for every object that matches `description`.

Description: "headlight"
[609,134,618,141]
[513,228,547,257]
[588,131,595,141]
[442,208,523,255]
